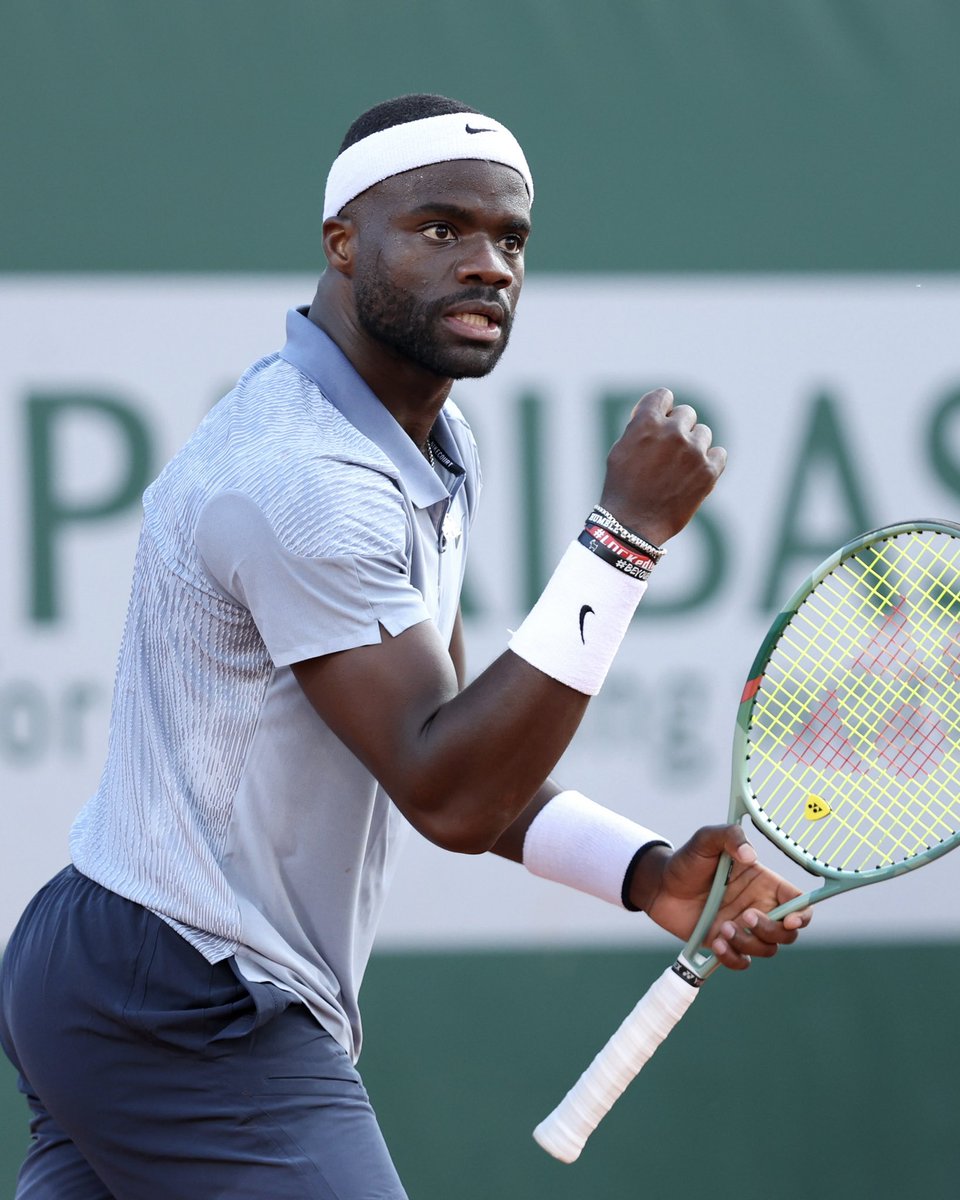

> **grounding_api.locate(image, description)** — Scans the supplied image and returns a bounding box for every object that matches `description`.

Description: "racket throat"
[677,848,734,981]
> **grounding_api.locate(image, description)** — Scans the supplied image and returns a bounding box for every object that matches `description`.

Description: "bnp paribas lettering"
[517,384,960,619]
[15,381,960,627]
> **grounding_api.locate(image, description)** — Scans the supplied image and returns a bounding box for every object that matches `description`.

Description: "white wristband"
[508,539,647,695]
[522,790,672,909]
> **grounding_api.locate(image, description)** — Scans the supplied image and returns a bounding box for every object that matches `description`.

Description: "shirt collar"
[279,307,460,509]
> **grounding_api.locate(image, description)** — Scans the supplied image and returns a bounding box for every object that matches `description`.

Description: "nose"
[455,235,515,290]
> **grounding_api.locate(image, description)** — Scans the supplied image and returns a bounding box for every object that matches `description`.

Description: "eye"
[499,232,526,255]
[422,222,456,242]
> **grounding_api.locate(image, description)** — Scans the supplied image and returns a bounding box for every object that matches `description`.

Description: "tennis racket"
[534,518,960,1162]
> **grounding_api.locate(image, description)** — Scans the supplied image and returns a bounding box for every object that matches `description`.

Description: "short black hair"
[338,94,479,154]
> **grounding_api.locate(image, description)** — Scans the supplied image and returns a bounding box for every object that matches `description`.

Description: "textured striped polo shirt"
[70,309,480,1059]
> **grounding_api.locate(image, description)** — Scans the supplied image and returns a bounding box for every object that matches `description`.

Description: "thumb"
[687,823,756,866]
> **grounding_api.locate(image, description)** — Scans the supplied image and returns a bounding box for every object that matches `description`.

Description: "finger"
[682,823,748,865]
[668,403,698,432]
[716,900,813,956]
[629,386,674,421]
[781,906,813,931]
[716,824,757,866]
[712,914,783,962]
[707,444,728,474]
[740,909,802,948]
[710,928,752,971]
[691,424,728,481]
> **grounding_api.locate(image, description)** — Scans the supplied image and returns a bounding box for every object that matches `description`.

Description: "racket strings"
[765,562,960,862]
[778,564,960,863]
[746,530,960,872]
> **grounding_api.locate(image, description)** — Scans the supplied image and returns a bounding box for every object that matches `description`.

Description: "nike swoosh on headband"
[465,123,495,134]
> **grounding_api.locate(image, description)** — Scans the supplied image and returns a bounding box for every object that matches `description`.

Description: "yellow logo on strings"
[804,795,832,821]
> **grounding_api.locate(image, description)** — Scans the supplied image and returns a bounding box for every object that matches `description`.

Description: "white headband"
[323,110,534,221]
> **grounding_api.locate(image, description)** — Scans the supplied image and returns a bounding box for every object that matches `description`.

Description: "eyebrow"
[405,201,532,235]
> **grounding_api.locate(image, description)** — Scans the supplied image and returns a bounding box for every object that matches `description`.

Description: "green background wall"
[2,0,959,274]
[2,2,959,1196]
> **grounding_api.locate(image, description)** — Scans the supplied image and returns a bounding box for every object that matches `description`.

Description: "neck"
[307,279,451,452]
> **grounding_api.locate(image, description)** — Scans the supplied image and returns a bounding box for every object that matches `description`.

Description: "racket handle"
[533,961,700,1162]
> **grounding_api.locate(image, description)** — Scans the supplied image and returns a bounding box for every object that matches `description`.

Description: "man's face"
[347,159,530,379]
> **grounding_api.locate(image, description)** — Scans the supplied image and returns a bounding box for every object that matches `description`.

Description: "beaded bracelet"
[588,507,666,562]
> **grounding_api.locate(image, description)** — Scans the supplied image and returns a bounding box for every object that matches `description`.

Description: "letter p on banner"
[27,393,153,622]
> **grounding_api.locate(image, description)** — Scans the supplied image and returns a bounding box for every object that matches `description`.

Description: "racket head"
[733,519,960,883]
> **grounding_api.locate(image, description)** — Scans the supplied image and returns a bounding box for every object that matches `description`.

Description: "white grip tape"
[533,963,699,1163]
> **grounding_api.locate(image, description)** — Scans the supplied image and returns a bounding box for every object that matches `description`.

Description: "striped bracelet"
[588,507,666,562]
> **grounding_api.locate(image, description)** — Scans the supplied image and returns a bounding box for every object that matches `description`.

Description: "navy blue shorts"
[0,867,408,1199]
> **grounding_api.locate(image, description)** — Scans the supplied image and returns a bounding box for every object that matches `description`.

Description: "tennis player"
[0,94,810,1199]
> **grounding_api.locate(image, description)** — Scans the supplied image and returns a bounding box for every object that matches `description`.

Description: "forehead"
[365,159,531,225]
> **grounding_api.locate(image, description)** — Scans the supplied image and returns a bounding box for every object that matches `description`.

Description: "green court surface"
[2,942,956,1198]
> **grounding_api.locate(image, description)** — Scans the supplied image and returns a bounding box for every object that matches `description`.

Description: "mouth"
[442,302,504,343]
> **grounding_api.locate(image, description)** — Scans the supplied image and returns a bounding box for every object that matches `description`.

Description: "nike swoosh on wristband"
[578,604,595,644]
[465,123,495,134]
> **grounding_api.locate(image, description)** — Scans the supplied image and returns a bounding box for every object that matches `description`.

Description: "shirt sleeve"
[194,479,431,668]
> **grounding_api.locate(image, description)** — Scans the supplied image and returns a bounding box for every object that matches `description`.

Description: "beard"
[353,262,514,379]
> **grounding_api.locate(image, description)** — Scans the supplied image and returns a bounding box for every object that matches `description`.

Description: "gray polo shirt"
[70,309,480,1059]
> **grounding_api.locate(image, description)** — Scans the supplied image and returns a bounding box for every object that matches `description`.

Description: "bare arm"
[447,607,468,690]
[447,607,561,860]
[292,626,587,853]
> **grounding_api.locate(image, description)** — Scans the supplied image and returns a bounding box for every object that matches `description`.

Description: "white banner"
[2,275,959,947]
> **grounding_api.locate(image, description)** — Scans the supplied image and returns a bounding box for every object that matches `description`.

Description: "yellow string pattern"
[747,530,960,872]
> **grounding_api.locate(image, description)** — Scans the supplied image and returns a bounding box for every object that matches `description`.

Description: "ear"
[321,216,357,277]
